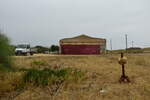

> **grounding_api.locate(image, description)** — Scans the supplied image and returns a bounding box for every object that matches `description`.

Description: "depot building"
[59,34,106,55]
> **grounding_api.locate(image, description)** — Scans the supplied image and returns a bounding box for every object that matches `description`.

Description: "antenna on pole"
[125,34,128,52]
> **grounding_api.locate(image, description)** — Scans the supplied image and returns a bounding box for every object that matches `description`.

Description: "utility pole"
[110,39,112,51]
[109,39,113,54]
[132,41,134,48]
[125,34,128,52]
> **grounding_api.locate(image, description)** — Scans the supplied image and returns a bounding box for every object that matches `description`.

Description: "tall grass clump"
[0,33,13,71]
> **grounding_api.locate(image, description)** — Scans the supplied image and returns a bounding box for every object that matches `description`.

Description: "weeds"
[31,60,47,69]
[0,72,24,95]
[31,61,47,66]
[0,67,85,99]
[23,68,85,86]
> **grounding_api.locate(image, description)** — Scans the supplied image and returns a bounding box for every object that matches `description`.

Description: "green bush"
[34,45,49,53]
[0,33,13,71]
[23,68,85,86]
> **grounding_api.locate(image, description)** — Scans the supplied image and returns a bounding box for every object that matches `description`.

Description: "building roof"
[60,34,106,44]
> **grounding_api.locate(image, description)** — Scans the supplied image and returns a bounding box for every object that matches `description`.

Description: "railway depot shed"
[59,34,106,55]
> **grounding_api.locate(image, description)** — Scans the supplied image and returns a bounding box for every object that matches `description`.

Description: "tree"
[50,45,59,52]
[34,45,49,53]
[0,33,13,71]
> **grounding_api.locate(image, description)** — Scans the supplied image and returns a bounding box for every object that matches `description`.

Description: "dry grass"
[1,54,150,100]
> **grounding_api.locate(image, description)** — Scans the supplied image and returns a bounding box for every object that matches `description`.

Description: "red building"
[59,34,106,55]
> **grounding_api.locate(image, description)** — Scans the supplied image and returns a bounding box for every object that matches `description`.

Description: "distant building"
[59,34,106,55]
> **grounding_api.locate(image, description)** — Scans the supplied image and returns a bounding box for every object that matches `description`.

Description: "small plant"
[69,69,85,82]
[31,61,46,66]
[31,60,47,68]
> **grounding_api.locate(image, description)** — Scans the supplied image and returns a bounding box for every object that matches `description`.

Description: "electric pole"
[110,39,112,51]
[132,41,134,48]
[125,34,128,51]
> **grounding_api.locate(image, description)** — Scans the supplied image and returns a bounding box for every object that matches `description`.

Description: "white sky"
[0,0,150,49]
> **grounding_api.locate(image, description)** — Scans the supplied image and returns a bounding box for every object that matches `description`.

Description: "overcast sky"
[0,0,150,49]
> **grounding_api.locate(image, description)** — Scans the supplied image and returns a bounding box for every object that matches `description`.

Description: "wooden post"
[121,53,125,77]
[119,53,130,83]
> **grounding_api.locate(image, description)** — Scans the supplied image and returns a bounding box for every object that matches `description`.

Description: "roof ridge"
[60,34,106,43]
[72,34,99,39]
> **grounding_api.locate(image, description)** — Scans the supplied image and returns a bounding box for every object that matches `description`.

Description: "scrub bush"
[0,33,13,71]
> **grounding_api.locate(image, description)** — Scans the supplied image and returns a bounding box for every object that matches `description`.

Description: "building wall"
[61,45,101,55]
